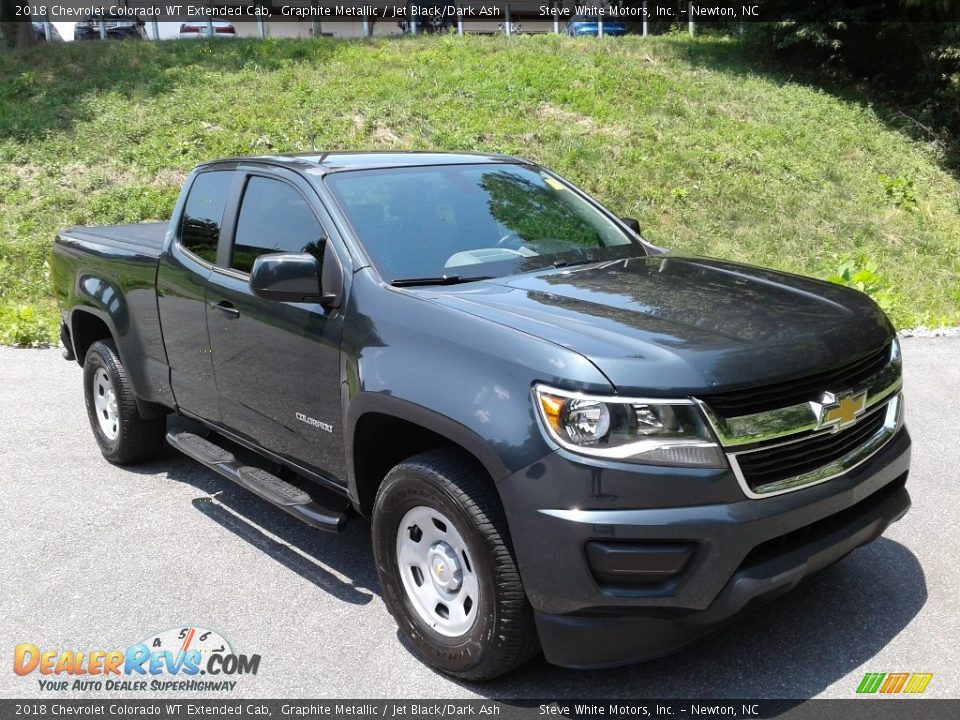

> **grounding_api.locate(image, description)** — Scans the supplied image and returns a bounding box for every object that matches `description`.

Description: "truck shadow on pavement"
[138,442,926,700]
[140,443,380,608]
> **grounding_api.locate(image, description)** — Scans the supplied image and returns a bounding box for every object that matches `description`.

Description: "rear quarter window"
[179,171,233,264]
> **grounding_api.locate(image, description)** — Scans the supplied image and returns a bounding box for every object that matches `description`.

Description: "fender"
[344,391,512,504]
[338,270,617,511]
[69,246,173,414]
[74,273,129,339]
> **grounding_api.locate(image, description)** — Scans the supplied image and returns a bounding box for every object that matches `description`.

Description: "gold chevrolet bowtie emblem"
[815,390,868,432]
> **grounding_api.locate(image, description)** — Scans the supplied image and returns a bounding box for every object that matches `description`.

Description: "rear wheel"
[372,449,539,681]
[83,339,166,465]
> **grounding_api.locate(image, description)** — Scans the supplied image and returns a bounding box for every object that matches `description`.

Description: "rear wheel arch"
[71,309,114,367]
[71,309,168,420]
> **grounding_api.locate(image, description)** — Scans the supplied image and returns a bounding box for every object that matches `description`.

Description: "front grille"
[704,343,891,417]
[735,404,888,492]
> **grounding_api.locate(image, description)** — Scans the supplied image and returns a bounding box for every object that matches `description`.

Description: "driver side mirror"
[620,217,641,235]
[249,242,343,308]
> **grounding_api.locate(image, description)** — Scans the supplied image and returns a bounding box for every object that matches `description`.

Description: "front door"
[205,171,347,484]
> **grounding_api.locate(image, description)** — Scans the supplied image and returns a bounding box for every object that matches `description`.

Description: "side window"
[179,171,233,264]
[231,176,326,274]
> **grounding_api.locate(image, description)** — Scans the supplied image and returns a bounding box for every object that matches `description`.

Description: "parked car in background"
[179,22,238,39]
[74,11,147,41]
[566,15,628,36]
[400,0,456,33]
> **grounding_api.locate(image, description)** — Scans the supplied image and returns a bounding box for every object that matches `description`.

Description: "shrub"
[879,174,917,210]
[0,304,57,347]
[827,257,898,317]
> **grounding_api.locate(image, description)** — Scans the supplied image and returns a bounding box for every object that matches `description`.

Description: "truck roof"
[196,151,528,175]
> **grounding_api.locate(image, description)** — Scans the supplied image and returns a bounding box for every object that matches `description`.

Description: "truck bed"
[51,221,172,409]
[62,222,168,257]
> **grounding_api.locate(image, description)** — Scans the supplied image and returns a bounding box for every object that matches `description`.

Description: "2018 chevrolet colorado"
[51,152,911,680]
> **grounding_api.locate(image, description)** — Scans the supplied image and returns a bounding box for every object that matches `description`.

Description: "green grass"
[2,34,959,345]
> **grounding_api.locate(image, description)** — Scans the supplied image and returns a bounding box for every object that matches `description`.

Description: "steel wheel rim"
[395,505,479,638]
[92,368,119,440]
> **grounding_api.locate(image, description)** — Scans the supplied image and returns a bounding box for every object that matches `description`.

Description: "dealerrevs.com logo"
[14,626,260,692]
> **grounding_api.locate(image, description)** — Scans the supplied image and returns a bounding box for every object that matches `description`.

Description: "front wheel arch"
[347,399,510,515]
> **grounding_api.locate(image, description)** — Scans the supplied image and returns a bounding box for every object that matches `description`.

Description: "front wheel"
[372,449,539,681]
[83,339,166,465]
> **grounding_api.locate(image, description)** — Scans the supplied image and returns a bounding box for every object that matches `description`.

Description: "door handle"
[209,300,240,318]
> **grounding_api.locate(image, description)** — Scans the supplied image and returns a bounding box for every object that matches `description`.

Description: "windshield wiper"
[390,275,494,288]
[553,258,595,269]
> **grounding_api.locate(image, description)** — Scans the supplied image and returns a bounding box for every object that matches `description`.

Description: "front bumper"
[497,426,911,668]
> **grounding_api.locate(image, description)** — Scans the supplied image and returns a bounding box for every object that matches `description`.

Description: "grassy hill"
[2,34,959,345]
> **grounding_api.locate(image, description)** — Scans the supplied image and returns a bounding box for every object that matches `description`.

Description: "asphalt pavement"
[1,339,957,699]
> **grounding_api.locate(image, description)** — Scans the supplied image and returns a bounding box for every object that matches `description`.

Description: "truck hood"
[425,255,894,396]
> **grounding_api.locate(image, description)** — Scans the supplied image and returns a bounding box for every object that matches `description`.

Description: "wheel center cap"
[427,542,462,593]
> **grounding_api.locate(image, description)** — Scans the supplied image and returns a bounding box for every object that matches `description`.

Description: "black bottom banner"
[2,700,958,720]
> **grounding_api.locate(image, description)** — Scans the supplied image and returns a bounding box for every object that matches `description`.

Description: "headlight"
[533,385,726,467]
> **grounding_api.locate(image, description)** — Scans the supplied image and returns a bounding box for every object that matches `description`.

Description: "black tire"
[372,448,539,681]
[82,339,166,465]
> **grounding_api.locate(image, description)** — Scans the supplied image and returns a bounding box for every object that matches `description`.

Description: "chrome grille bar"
[697,341,902,448]
[727,394,902,498]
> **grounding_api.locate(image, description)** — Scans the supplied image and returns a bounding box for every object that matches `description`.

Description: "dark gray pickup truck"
[51,152,910,680]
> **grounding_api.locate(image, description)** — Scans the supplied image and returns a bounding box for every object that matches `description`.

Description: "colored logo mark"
[857,672,933,694]
[816,390,868,432]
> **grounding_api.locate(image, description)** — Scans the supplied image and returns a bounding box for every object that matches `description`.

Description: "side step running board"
[166,432,346,533]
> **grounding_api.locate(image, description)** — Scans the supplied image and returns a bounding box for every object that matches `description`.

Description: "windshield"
[326,163,638,283]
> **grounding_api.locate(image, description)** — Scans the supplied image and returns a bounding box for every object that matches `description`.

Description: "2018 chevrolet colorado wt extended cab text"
[51,152,911,680]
